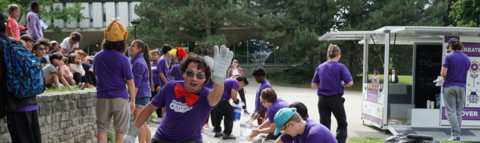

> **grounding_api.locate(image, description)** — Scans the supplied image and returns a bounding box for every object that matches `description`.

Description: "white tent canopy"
[318,26,480,45]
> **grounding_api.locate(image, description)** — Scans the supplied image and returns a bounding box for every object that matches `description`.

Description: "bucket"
[234,104,242,120]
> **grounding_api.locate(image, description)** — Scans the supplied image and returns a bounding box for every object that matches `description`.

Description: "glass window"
[89,2,93,27]
[115,2,119,18]
[102,2,106,27]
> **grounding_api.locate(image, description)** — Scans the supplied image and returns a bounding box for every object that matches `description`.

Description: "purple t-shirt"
[158,57,171,87]
[442,51,471,89]
[131,53,151,98]
[312,61,352,96]
[93,50,133,99]
[255,80,272,114]
[221,79,239,101]
[169,64,184,81]
[12,104,38,112]
[151,61,161,86]
[151,81,213,142]
[280,118,337,143]
[204,80,214,90]
[267,98,289,124]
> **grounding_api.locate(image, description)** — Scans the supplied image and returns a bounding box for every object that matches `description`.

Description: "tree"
[449,0,480,27]
[134,0,249,54]
[1,0,86,33]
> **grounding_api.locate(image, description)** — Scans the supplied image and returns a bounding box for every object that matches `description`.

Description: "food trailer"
[318,26,480,141]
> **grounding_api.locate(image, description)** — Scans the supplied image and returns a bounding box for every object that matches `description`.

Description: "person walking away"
[228,59,250,114]
[27,1,43,41]
[123,45,234,143]
[129,40,153,143]
[6,4,21,41]
[437,38,471,141]
[94,18,136,143]
[249,88,290,141]
[213,76,249,139]
[311,44,353,143]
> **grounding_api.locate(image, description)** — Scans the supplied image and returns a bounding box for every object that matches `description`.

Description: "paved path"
[140,78,392,143]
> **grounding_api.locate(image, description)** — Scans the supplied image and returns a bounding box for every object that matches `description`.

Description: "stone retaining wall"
[0,89,97,143]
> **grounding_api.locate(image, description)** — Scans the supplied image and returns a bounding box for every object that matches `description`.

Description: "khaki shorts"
[96,97,130,133]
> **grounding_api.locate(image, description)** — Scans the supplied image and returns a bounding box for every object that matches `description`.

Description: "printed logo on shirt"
[152,66,157,70]
[169,100,193,113]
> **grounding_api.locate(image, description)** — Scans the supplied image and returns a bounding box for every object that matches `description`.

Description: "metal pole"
[382,30,390,128]
[247,41,249,68]
[363,34,369,83]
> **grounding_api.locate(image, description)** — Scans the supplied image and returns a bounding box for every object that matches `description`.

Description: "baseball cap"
[274,108,297,135]
[448,38,459,46]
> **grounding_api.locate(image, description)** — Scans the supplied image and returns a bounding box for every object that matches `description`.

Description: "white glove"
[123,124,141,143]
[204,45,234,85]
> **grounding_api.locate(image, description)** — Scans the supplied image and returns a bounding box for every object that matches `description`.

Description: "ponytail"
[134,40,154,91]
[327,44,341,59]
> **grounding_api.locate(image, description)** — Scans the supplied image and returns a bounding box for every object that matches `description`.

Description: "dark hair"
[91,51,98,56]
[285,108,303,124]
[451,42,463,51]
[21,34,33,42]
[162,44,172,54]
[49,53,63,63]
[179,53,211,84]
[133,40,154,90]
[67,54,80,65]
[327,44,341,59]
[70,32,82,42]
[289,102,309,118]
[62,57,68,64]
[102,40,127,53]
[8,4,19,14]
[51,41,58,48]
[36,38,50,52]
[260,88,277,103]
[236,76,248,86]
[32,40,48,51]
[251,66,266,77]
[51,47,62,54]
[30,1,39,11]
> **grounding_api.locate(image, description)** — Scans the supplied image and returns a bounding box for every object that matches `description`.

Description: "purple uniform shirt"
[280,118,338,143]
[221,79,239,101]
[131,53,151,98]
[255,80,272,114]
[93,50,133,99]
[267,98,290,124]
[442,51,471,89]
[151,61,161,86]
[151,81,213,142]
[204,80,214,90]
[158,57,171,87]
[312,61,352,96]
[27,11,43,39]
[12,104,38,112]
[169,64,184,81]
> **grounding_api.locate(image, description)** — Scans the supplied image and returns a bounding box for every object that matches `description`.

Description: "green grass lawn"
[44,86,95,93]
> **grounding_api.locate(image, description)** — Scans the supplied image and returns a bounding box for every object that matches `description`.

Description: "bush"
[267,68,315,84]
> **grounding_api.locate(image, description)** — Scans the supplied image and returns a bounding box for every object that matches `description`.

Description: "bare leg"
[134,106,147,143]
[58,74,72,89]
[97,131,107,143]
[45,74,61,89]
[115,133,125,143]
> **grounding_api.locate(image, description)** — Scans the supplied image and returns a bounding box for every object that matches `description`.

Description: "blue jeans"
[135,97,150,108]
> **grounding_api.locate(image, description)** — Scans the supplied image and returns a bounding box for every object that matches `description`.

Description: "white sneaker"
[152,118,162,123]
[448,136,460,141]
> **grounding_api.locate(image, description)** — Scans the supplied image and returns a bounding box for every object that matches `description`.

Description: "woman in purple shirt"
[311,44,353,143]
[129,40,153,143]
[250,88,290,141]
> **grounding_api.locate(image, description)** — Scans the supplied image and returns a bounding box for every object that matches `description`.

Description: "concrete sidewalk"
[140,78,391,143]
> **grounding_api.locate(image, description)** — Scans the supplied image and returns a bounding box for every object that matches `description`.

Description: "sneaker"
[152,118,162,123]
[448,136,460,141]
[204,123,210,128]
[244,110,250,115]
[214,132,224,137]
[222,134,236,140]
[86,83,92,88]
[79,82,87,90]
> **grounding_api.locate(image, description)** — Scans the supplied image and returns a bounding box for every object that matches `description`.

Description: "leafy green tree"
[449,0,480,27]
[134,0,249,53]
[1,0,86,33]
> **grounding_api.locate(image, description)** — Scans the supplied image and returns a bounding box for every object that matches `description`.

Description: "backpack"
[0,38,45,99]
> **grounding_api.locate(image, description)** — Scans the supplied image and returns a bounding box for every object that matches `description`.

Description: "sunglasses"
[186,70,205,80]
[39,48,46,50]
[281,121,293,134]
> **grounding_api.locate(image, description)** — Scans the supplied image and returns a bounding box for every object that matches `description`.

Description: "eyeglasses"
[280,121,293,134]
[39,48,46,50]
[186,70,205,80]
